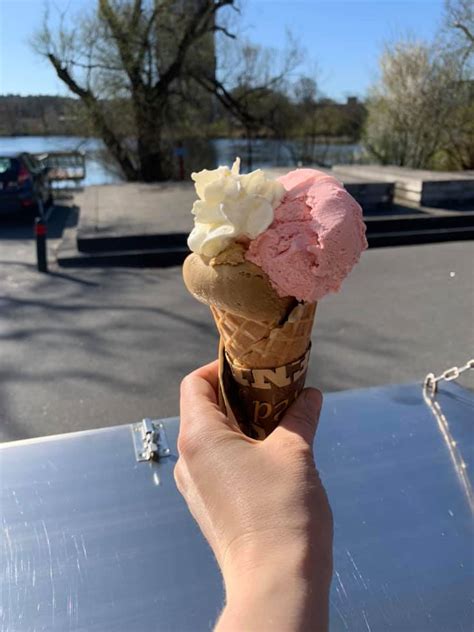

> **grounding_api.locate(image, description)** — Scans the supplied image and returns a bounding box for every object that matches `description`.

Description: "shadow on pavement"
[0,261,99,287]
[0,205,78,240]
[0,265,218,440]
[48,270,100,287]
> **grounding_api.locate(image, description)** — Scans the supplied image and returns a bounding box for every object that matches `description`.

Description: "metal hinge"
[132,418,170,462]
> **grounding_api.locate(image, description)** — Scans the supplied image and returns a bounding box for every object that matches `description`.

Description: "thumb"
[270,388,323,447]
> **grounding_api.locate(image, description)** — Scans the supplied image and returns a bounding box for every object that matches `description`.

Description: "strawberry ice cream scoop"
[245,169,368,302]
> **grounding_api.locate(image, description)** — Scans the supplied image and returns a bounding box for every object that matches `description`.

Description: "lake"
[0,136,363,187]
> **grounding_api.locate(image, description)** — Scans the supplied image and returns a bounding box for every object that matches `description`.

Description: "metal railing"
[34,151,86,187]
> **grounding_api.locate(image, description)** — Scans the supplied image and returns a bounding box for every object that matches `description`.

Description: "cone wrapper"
[218,339,312,440]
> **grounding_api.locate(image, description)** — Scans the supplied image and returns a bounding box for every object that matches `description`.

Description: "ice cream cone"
[183,161,367,439]
[210,301,316,369]
[212,302,317,439]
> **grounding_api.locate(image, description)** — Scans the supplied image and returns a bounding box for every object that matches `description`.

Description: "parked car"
[0,152,52,217]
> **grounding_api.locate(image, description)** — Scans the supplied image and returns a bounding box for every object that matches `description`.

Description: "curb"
[57,211,474,268]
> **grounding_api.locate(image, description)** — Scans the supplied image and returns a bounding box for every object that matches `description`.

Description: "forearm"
[178,367,333,631]
[216,578,329,632]
[215,542,331,632]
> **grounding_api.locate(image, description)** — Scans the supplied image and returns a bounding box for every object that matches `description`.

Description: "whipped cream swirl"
[188,157,285,257]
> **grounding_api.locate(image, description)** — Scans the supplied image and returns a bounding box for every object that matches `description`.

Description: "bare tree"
[290,76,321,164]
[192,33,302,169]
[288,75,344,167]
[33,0,236,181]
[444,0,474,59]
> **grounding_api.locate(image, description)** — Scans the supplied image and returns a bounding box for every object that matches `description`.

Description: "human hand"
[175,361,333,631]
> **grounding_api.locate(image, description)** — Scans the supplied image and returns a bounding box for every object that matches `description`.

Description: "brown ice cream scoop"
[183,243,295,324]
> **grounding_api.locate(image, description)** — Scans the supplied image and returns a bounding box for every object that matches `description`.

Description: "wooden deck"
[332,165,474,207]
[266,167,393,210]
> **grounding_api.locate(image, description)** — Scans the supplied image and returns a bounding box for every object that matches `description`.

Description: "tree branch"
[138,5,160,74]
[99,0,143,89]
[194,73,260,127]
[47,52,138,179]
[452,21,474,44]
[213,25,236,39]
[156,0,234,94]
[67,59,123,72]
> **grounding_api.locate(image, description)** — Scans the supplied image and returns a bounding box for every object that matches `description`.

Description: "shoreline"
[0,133,361,146]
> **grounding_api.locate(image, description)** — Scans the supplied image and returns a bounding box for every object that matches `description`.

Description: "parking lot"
[1,206,473,441]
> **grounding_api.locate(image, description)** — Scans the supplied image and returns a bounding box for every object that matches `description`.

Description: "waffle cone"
[210,302,317,369]
[212,302,317,439]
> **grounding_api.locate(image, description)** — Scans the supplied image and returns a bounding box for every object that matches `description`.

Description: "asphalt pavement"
[1,206,473,441]
[74,182,196,236]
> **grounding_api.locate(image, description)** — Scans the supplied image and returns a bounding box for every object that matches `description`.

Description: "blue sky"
[0,0,444,100]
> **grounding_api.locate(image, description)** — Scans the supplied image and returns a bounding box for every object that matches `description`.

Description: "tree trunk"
[93,110,139,181]
[138,143,170,181]
[47,53,139,181]
[134,94,172,181]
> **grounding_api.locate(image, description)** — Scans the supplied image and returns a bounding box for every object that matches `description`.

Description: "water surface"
[0,136,362,186]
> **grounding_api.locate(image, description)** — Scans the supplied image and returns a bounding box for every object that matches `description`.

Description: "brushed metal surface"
[1,382,473,631]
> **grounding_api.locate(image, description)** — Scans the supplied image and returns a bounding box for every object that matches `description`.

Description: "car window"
[0,158,19,181]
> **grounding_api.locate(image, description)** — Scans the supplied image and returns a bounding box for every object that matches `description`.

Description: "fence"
[35,151,86,190]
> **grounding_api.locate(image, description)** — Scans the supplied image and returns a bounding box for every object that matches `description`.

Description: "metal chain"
[424,359,474,396]
[422,359,474,512]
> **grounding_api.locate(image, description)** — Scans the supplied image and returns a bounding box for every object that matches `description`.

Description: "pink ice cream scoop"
[245,169,368,302]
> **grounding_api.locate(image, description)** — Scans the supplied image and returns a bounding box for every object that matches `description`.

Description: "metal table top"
[1,381,473,631]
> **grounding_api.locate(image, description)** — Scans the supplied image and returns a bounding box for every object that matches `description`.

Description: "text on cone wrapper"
[228,350,310,389]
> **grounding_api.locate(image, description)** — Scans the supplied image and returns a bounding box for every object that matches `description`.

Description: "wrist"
[218,569,330,632]
[218,536,332,632]
[223,530,332,594]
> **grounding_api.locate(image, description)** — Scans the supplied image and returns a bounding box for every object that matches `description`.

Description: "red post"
[35,217,48,273]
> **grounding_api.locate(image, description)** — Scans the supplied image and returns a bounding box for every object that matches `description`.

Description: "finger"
[269,388,323,447]
[181,360,219,407]
[173,459,186,496]
[192,360,220,393]
[179,360,229,437]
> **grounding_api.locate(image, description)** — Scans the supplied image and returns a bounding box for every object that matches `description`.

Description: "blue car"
[0,152,52,218]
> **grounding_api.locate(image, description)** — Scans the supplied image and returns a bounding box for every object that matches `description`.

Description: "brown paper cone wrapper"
[218,341,312,439]
[213,301,316,439]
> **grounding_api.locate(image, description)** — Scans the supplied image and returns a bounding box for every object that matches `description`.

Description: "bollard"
[35,216,48,273]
